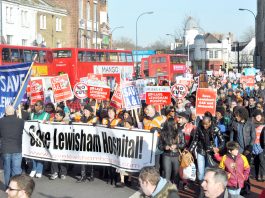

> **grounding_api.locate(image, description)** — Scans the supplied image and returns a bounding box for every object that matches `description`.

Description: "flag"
[0,62,32,117]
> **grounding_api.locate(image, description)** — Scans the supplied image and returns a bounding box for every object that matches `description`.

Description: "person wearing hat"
[76,105,99,183]
[252,109,265,181]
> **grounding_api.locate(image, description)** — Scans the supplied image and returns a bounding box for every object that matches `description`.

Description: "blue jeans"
[197,153,206,181]
[32,160,43,174]
[2,153,22,186]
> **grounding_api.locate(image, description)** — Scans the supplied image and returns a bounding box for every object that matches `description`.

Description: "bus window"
[39,51,47,63]
[170,56,186,64]
[2,48,11,62]
[160,57,166,63]
[11,49,20,62]
[151,57,156,64]
[53,50,72,58]
[78,51,84,62]
[86,51,96,61]
[126,53,133,62]
[95,52,105,62]
[108,52,118,62]
[24,50,32,62]
[118,52,126,62]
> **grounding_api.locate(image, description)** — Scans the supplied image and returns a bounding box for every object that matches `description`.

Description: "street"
[0,165,138,198]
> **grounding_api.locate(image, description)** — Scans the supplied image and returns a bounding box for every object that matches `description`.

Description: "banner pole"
[13,56,36,108]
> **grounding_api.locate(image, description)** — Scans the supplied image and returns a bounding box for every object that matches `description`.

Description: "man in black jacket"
[0,105,24,188]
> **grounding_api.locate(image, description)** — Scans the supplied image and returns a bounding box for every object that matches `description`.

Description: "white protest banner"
[51,74,74,103]
[145,86,171,105]
[22,121,157,171]
[121,82,141,110]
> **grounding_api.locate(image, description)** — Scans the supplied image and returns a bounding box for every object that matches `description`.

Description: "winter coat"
[219,153,250,189]
[189,123,225,156]
[230,119,256,152]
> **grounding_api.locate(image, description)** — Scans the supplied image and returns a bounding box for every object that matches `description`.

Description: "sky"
[108,0,256,47]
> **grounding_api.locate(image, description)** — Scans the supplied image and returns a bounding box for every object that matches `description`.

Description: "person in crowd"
[29,100,50,178]
[77,105,98,182]
[189,112,225,198]
[230,107,256,154]
[246,97,257,117]
[118,110,135,129]
[6,174,35,198]
[175,99,187,114]
[252,109,265,181]
[142,105,167,171]
[176,111,195,147]
[165,106,176,120]
[230,106,256,195]
[138,166,180,198]
[45,103,55,121]
[0,106,24,187]
[216,141,250,196]
[226,89,236,105]
[102,107,121,185]
[201,168,244,198]
[102,106,121,127]
[49,110,68,180]
[159,118,185,185]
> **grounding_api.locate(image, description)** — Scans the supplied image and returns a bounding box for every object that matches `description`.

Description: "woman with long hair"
[159,118,185,185]
[189,112,225,197]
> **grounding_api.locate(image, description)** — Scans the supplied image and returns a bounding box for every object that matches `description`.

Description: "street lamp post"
[238,8,256,68]
[135,11,154,79]
[166,33,176,50]
[110,26,124,49]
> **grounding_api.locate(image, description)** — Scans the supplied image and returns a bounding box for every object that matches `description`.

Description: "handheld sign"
[110,84,124,109]
[30,79,44,105]
[51,74,74,103]
[73,82,88,99]
[195,88,217,116]
[145,86,171,105]
[121,82,141,110]
[171,83,188,99]
[87,81,110,101]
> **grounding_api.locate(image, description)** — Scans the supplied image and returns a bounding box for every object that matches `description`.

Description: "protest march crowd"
[1,67,265,198]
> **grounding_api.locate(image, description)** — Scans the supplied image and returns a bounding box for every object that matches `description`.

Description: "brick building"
[48,0,110,48]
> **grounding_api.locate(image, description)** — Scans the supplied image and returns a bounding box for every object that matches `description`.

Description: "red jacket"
[219,153,250,189]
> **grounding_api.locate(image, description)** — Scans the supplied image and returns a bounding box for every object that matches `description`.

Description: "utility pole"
[237,42,240,72]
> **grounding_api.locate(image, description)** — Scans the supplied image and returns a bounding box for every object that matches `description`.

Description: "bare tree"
[241,26,255,42]
[112,37,135,50]
[145,39,170,50]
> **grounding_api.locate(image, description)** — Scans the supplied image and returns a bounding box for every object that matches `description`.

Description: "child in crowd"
[214,141,250,196]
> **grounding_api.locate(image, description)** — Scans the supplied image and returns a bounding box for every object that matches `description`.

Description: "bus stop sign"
[73,82,88,99]
[171,83,188,99]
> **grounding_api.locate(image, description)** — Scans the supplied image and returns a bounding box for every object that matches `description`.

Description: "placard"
[121,82,141,110]
[50,74,74,103]
[30,79,44,105]
[171,83,188,99]
[195,88,217,116]
[145,86,171,105]
[73,82,88,99]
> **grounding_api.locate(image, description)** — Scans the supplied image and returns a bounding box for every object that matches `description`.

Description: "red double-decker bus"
[140,54,188,82]
[51,48,134,86]
[0,44,53,76]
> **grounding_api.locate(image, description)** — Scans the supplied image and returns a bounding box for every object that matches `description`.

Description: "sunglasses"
[7,186,22,191]
[171,110,175,112]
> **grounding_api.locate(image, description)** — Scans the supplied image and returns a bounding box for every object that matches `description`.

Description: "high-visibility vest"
[143,115,167,131]
[102,118,121,127]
